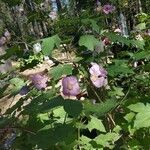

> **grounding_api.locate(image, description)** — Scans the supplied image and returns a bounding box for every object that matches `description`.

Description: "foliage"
[41,35,61,56]
[79,35,101,51]
[0,0,150,149]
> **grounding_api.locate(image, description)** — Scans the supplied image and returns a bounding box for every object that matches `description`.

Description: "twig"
[0,126,36,135]
[85,79,116,127]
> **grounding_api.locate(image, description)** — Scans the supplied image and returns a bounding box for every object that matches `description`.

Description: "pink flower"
[90,63,107,77]
[30,74,48,90]
[62,76,80,97]
[89,63,107,88]
[102,4,115,14]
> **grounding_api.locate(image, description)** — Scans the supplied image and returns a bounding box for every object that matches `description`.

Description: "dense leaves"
[79,35,101,51]
[0,0,150,149]
[42,35,61,56]
[128,103,150,129]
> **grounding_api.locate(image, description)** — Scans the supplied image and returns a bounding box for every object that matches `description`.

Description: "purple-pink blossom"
[89,63,107,88]
[62,76,80,97]
[102,4,115,14]
[30,74,48,90]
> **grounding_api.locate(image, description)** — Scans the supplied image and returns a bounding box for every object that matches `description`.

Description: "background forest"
[0,0,150,149]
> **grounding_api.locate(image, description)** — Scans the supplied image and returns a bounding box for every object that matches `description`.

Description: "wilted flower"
[44,56,54,65]
[96,0,101,6]
[133,61,138,68]
[101,37,111,46]
[0,60,12,74]
[89,62,107,88]
[62,76,80,97]
[30,74,48,90]
[135,34,144,41]
[4,30,11,40]
[19,86,29,95]
[49,11,57,20]
[0,37,6,46]
[147,29,150,36]
[33,43,42,54]
[114,28,122,33]
[95,0,102,12]
[102,4,115,14]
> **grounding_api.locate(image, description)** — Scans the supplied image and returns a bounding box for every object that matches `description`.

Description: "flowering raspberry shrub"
[0,1,150,150]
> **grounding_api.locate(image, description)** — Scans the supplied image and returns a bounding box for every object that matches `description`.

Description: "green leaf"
[80,135,91,143]
[63,100,83,117]
[49,64,72,81]
[128,103,146,113]
[128,103,150,129]
[104,32,145,49]
[91,20,100,33]
[107,60,134,77]
[79,135,95,149]
[84,99,118,117]
[37,113,50,123]
[81,19,100,33]
[94,132,121,148]
[2,0,21,7]
[109,86,124,98]
[113,125,122,133]
[34,0,43,4]
[53,124,76,144]
[124,112,135,122]
[52,106,70,123]
[131,39,145,50]
[86,116,106,132]
[29,124,76,149]
[134,112,150,129]
[9,77,25,94]
[10,77,25,86]
[22,94,63,115]
[104,32,131,46]
[133,50,150,60]
[135,22,146,30]
[42,35,61,56]
[79,35,100,51]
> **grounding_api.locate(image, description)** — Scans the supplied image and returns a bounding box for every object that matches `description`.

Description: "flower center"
[67,82,74,90]
[91,75,99,81]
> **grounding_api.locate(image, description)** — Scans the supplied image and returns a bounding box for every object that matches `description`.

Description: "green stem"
[86,79,116,127]
[77,128,80,140]
[63,113,68,124]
